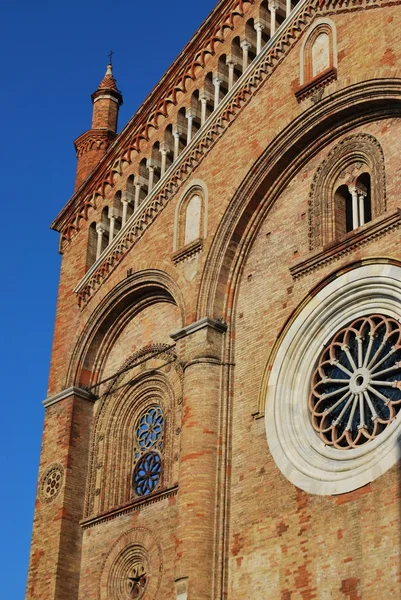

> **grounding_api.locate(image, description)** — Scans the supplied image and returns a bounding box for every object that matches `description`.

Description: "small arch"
[309,133,386,249]
[86,222,97,268]
[300,17,337,86]
[138,158,149,203]
[173,179,208,252]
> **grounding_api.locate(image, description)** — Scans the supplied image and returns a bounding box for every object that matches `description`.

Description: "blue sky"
[1,0,217,596]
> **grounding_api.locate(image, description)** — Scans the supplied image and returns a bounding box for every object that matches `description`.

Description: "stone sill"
[172,238,203,263]
[80,484,178,529]
[290,209,401,279]
[295,66,337,102]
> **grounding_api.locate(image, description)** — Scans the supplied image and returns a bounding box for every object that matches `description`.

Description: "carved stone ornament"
[38,463,64,504]
[99,528,163,600]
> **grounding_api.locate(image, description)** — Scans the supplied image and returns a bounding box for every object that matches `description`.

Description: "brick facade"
[27,1,401,598]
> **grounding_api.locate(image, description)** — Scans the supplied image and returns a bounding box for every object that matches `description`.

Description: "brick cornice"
[53,0,396,246]
[290,209,401,280]
[51,0,254,232]
[73,0,395,307]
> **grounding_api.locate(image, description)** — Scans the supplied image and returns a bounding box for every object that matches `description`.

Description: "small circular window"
[309,314,401,449]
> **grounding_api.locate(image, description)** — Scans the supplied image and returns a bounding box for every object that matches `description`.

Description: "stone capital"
[240,39,252,51]
[171,317,227,363]
[43,386,96,408]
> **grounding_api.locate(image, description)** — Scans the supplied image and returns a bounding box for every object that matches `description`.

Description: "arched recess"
[66,269,186,389]
[85,346,183,517]
[197,78,401,323]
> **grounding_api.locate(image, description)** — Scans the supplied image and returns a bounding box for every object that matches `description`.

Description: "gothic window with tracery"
[132,405,164,496]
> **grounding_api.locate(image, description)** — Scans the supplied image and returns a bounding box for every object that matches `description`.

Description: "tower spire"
[73,61,123,191]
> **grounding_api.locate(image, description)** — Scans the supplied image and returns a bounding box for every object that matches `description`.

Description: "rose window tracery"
[133,405,164,497]
[309,314,401,449]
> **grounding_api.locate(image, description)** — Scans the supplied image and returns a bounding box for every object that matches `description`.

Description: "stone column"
[254,20,265,54]
[146,158,156,192]
[227,58,235,90]
[240,40,251,70]
[26,388,95,600]
[135,182,142,210]
[160,142,168,177]
[213,76,222,109]
[269,0,280,37]
[121,196,129,226]
[358,190,366,226]
[286,0,292,18]
[96,223,105,260]
[171,318,227,600]
[108,207,116,242]
[200,94,208,126]
[173,126,182,162]
[349,186,359,230]
[186,108,195,143]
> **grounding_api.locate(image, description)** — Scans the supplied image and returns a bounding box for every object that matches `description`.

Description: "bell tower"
[73,62,123,191]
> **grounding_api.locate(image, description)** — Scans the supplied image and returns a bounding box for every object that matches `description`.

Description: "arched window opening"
[173,109,188,160]
[109,191,122,242]
[188,92,202,140]
[95,207,110,259]
[309,134,386,250]
[334,184,352,238]
[147,143,161,192]
[245,20,257,63]
[200,74,214,125]
[123,174,135,224]
[138,158,149,205]
[162,125,175,174]
[230,37,243,84]
[132,405,164,497]
[217,55,229,102]
[86,222,97,268]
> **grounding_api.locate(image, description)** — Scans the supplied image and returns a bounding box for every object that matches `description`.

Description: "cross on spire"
[108,50,114,65]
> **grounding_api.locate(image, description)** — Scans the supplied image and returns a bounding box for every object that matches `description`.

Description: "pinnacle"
[97,63,119,92]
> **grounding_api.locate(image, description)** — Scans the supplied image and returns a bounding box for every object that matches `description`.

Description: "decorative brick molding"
[308,132,387,249]
[67,0,390,307]
[295,66,337,101]
[38,463,64,504]
[99,527,163,600]
[80,484,178,529]
[84,344,183,518]
[172,238,203,263]
[291,209,401,279]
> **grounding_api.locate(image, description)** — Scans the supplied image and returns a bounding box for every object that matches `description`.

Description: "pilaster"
[26,388,95,600]
[171,318,227,600]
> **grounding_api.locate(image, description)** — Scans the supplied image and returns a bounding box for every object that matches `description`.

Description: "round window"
[265,264,401,495]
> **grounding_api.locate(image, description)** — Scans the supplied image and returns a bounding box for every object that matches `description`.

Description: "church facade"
[27,0,401,598]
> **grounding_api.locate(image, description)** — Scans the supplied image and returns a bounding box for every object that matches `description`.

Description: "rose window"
[133,452,162,496]
[309,314,401,449]
[133,405,164,497]
[136,406,164,452]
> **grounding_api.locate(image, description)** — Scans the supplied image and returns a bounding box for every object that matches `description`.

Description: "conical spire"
[96,63,120,93]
